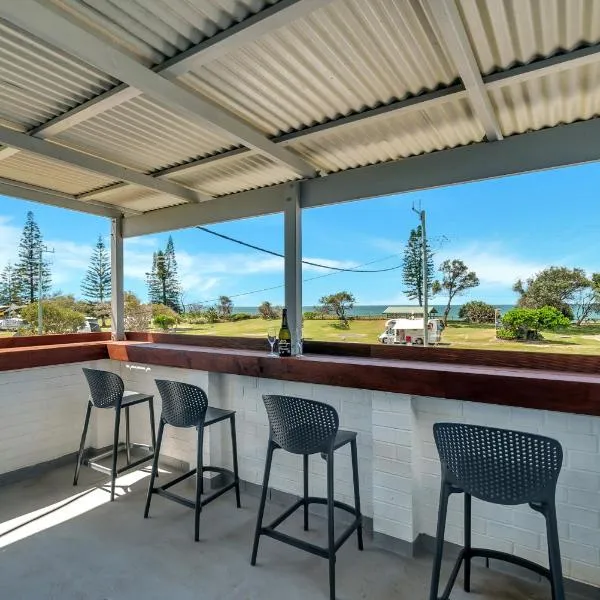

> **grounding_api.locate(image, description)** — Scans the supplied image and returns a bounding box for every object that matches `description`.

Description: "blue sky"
[1,162,599,307]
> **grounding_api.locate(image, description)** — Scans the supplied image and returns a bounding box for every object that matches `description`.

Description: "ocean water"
[234,304,517,320]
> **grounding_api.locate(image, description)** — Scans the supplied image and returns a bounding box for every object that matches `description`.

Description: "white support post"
[111,216,125,341]
[284,183,302,354]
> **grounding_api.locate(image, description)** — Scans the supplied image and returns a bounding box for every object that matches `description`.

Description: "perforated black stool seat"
[332,430,357,450]
[429,423,565,600]
[205,406,235,426]
[144,379,241,541]
[121,391,154,407]
[73,368,157,502]
[251,395,363,600]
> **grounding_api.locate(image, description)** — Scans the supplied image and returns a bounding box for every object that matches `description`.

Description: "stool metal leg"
[326,450,336,600]
[429,481,451,600]
[144,419,164,518]
[464,493,472,592]
[194,424,205,542]
[303,453,309,531]
[148,400,157,451]
[230,414,241,508]
[110,406,122,501]
[251,440,275,566]
[73,401,92,486]
[544,501,566,600]
[125,406,131,465]
[350,438,363,551]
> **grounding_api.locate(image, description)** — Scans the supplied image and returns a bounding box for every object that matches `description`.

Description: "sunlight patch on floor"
[0,467,169,549]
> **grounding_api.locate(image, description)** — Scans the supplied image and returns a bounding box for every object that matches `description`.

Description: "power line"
[196,226,402,273]
[190,254,399,306]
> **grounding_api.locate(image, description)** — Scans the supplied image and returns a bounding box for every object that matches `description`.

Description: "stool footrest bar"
[262,496,362,561]
[156,489,195,509]
[437,547,552,600]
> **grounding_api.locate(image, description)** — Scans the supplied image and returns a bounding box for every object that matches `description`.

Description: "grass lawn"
[170,319,600,356]
[6,319,600,356]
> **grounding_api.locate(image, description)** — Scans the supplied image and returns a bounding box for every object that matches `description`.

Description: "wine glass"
[267,329,277,356]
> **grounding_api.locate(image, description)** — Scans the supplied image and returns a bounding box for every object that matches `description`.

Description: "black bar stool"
[429,423,565,600]
[251,394,363,600]
[144,379,241,541]
[74,368,156,501]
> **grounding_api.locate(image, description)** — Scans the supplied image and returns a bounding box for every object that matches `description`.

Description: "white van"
[78,317,101,333]
[378,318,444,345]
[0,317,25,331]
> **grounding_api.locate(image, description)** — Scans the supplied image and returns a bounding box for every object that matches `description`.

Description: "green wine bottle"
[278,308,292,357]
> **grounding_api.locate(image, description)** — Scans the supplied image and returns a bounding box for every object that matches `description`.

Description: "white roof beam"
[0,0,317,179]
[123,117,600,237]
[425,0,503,141]
[0,125,208,205]
[0,177,122,218]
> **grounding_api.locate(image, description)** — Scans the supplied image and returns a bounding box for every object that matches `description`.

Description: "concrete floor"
[0,463,556,600]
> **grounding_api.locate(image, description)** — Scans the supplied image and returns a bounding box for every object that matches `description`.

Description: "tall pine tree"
[15,211,51,303]
[401,225,434,306]
[0,262,21,305]
[81,236,111,303]
[164,236,181,311]
[146,236,182,312]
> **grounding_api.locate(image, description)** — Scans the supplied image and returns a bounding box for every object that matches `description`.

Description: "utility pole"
[412,205,429,347]
[37,246,54,335]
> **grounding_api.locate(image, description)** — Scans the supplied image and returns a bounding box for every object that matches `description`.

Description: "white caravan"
[378,318,444,345]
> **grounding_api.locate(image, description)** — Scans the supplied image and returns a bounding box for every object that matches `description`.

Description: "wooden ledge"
[108,341,600,417]
[0,340,109,371]
[0,333,599,417]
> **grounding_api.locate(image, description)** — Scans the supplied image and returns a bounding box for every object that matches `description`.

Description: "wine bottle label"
[278,339,291,356]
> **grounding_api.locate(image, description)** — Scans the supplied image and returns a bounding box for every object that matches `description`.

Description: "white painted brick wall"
[2,360,600,589]
[0,359,111,474]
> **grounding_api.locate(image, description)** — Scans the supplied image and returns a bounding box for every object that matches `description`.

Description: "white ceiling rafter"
[0,125,208,205]
[0,177,122,218]
[0,0,318,179]
[424,0,503,141]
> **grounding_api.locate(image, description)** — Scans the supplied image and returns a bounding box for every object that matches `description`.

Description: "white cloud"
[435,242,544,286]
[123,245,361,294]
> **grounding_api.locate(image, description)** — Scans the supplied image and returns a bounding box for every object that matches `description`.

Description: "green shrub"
[204,306,219,324]
[303,311,318,320]
[458,301,496,323]
[230,312,254,321]
[154,314,177,331]
[151,303,179,320]
[20,301,86,334]
[496,327,518,340]
[501,306,569,340]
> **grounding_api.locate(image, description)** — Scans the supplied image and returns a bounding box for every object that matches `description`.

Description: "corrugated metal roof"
[0,151,116,195]
[167,152,300,196]
[52,96,237,172]
[0,20,118,130]
[48,0,279,67]
[0,0,599,218]
[182,0,458,136]
[457,0,600,74]
[288,97,483,173]
[491,62,600,137]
